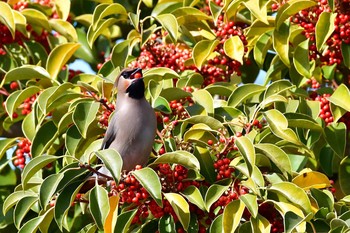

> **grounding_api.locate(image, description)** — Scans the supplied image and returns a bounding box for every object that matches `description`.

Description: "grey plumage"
[101,68,156,171]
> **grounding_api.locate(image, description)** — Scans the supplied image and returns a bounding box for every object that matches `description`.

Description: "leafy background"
[1,0,350,232]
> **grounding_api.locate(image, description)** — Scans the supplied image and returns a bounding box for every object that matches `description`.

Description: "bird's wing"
[100,112,118,150]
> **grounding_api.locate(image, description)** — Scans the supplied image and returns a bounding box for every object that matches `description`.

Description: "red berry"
[10,81,19,90]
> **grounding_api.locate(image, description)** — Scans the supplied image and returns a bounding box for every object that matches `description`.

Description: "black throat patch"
[126,79,145,99]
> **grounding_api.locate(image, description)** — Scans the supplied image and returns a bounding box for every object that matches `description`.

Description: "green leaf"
[22,155,61,189]
[273,22,290,67]
[269,182,312,214]
[181,185,206,211]
[228,84,265,108]
[53,0,71,20]
[89,184,110,230]
[0,138,18,161]
[285,112,323,131]
[5,86,41,120]
[293,39,311,78]
[284,211,305,233]
[243,0,268,25]
[192,40,219,69]
[151,151,200,170]
[223,199,245,233]
[339,156,350,195]
[54,181,85,231]
[182,115,223,131]
[18,209,53,233]
[255,143,292,178]
[73,101,99,138]
[254,32,272,68]
[329,84,350,112]
[193,147,216,184]
[133,167,162,207]
[87,18,118,48]
[0,65,51,87]
[325,123,346,158]
[164,193,190,231]
[236,136,256,176]
[46,43,80,80]
[159,215,176,233]
[264,109,302,146]
[21,8,51,31]
[205,184,229,211]
[155,14,178,43]
[160,87,192,101]
[209,1,222,23]
[224,36,244,64]
[14,196,38,228]
[0,2,15,38]
[310,188,334,211]
[172,7,211,25]
[94,149,123,183]
[240,194,258,218]
[192,89,214,115]
[341,42,350,69]
[153,96,172,114]
[92,3,127,29]
[39,173,64,210]
[24,41,48,66]
[49,19,78,42]
[275,0,317,30]
[114,209,137,233]
[111,39,130,68]
[315,12,337,51]
[31,121,58,158]
[209,215,223,233]
[3,190,36,215]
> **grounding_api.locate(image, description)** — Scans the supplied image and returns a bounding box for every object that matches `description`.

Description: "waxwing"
[100,68,157,171]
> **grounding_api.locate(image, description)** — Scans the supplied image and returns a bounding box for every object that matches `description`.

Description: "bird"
[99,67,157,172]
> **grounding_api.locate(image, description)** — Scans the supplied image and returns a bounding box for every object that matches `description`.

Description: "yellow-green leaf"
[164,193,190,230]
[155,14,178,43]
[21,8,50,31]
[223,199,245,233]
[292,171,331,190]
[0,2,15,38]
[224,36,244,64]
[315,12,337,51]
[192,39,219,69]
[46,42,80,80]
[273,22,290,67]
[49,19,78,42]
[53,0,71,20]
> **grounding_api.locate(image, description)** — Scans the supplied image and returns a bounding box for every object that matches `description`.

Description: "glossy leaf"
[192,89,214,115]
[192,40,219,69]
[0,65,51,87]
[315,12,337,51]
[49,19,78,42]
[328,84,350,112]
[21,8,50,31]
[264,109,302,146]
[223,199,245,233]
[46,43,80,80]
[92,3,127,29]
[254,32,273,67]
[111,39,130,68]
[14,196,38,228]
[341,42,350,69]
[31,121,58,158]
[275,0,317,30]
[193,147,216,184]
[294,39,311,78]
[114,209,137,233]
[310,188,334,211]
[250,214,271,233]
[205,184,229,211]
[87,18,118,48]
[155,14,178,43]
[6,86,41,120]
[73,101,100,138]
[133,167,163,207]
[54,181,85,231]
[90,184,110,230]
[236,136,255,176]
[164,193,190,230]
[228,84,265,108]
[3,190,36,215]
[269,182,312,214]
[273,22,290,67]
[0,138,18,161]
[325,123,346,158]
[181,185,206,211]
[18,209,52,233]
[151,151,200,170]
[240,194,258,218]
[339,156,350,195]
[94,149,123,183]
[255,143,292,178]
[22,155,61,189]
[39,173,64,210]
[172,7,211,25]
[224,36,244,64]
[159,215,176,233]
[284,211,304,233]
[0,2,15,38]
[53,0,71,20]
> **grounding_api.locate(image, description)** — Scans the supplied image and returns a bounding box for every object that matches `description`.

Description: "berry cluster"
[13,138,31,169]
[291,0,350,81]
[258,203,284,233]
[214,157,235,180]
[20,94,37,115]
[310,92,334,125]
[98,98,115,128]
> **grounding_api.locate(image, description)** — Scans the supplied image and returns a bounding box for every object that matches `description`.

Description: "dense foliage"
[1,0,350,232]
